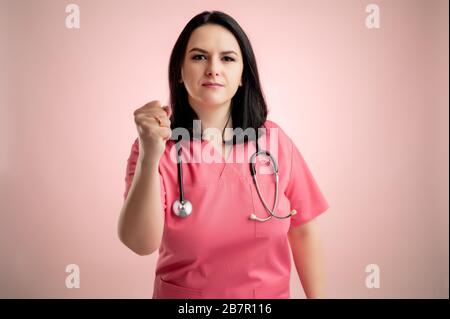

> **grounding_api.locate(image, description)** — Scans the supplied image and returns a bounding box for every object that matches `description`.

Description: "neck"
[199,108,233,142]
[197,105,233,142]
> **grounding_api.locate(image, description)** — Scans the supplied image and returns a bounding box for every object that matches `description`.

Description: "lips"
[202,82,224,87]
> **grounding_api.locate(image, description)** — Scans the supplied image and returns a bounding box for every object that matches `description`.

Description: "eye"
[191,55,235,62]
[192,55,206,60]
[223,56,235,62]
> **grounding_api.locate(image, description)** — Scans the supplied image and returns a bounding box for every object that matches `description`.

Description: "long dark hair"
[168,10,268,144]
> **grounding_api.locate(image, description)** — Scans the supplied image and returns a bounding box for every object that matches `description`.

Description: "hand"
[133,100,172,163]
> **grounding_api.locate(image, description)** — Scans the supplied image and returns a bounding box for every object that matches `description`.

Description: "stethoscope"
[171,137,297,222]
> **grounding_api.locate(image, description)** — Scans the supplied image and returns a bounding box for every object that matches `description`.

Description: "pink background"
[0,0,448,298]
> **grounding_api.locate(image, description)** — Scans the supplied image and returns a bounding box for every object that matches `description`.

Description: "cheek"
[183,63,200,78]
[231,66,243,82]
[229,74,242,87]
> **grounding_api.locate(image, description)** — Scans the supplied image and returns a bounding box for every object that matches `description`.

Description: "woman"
[118,10,329,299]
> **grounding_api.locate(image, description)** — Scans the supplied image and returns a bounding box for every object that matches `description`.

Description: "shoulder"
[262,119,293,145]
[263,119,288,136]
[260,119,295,167]
[262,119,279,129]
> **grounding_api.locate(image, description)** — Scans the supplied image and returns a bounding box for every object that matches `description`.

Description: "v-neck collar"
[200,139,233,163]
[175,138,258,182]
[199,139,232,180]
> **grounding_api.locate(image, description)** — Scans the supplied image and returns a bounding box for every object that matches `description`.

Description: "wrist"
[138,155,160,169]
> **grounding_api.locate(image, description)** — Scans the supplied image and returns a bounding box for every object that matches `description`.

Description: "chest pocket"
[249,173,291,238]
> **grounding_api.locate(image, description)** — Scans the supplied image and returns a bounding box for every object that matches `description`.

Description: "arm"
[288,219,326,298]
[117,156,164,256]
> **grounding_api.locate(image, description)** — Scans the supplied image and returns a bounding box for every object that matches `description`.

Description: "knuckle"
[134,114,145,124]
[148,100,161,108]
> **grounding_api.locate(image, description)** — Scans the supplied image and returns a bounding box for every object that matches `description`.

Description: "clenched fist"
[134,100,172,164]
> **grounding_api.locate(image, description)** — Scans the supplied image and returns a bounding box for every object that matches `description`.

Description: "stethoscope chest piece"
[172,199,193,218]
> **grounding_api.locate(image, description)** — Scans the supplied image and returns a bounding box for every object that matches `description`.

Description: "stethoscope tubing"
[173,137,296,221]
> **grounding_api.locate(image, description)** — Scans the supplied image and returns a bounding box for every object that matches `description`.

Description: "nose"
[205,58,221,76]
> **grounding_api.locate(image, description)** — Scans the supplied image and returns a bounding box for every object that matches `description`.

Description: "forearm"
[118,157,164,255]
[288,222,326,298]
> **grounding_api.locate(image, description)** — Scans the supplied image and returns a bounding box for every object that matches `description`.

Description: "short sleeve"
[123,138,167,212]
[284,138,329,228]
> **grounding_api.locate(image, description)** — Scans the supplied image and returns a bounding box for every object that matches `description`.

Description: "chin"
[198,97,227,106]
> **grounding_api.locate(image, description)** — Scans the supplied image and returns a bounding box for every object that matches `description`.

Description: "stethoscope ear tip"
[290,209,297,216]
[249,214,257,220]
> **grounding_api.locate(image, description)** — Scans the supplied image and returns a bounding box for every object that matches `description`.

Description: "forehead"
[187,24,241,54]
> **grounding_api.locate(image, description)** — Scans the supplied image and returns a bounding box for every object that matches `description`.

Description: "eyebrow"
[188,47,239,56]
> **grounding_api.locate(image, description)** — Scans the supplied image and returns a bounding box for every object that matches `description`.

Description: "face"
[180,24,244,113]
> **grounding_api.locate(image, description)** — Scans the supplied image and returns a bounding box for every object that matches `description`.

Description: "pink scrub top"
[123,120,329,299]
